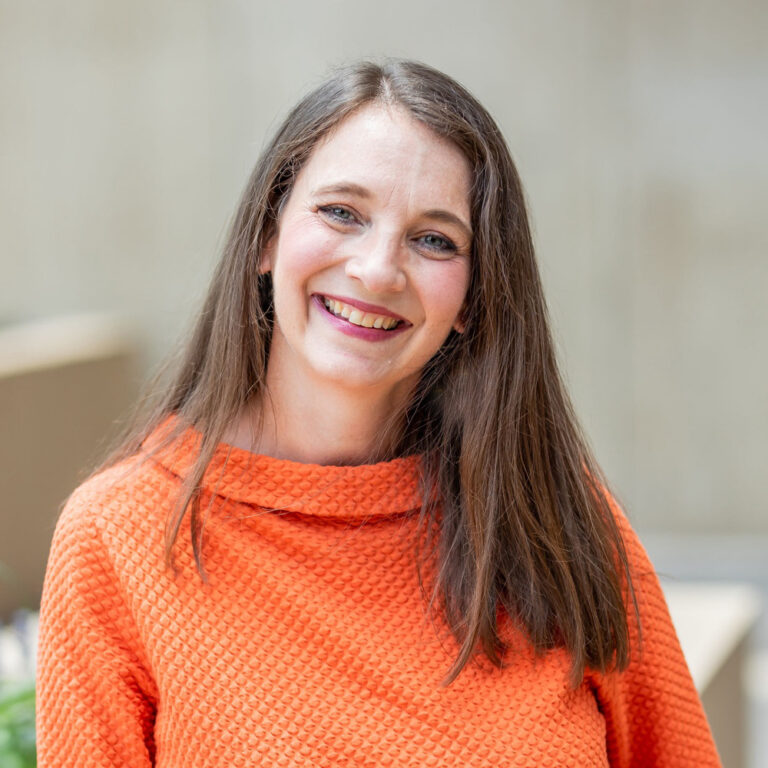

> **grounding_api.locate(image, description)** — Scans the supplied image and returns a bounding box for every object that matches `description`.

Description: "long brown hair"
[101,59,637,687]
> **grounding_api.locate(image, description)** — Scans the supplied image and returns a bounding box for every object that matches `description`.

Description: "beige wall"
[1,0,766,534]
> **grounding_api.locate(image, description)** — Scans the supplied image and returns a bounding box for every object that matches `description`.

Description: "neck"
[226,371,410,466]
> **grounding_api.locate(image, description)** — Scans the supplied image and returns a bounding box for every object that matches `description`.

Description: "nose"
[344,230,407,294]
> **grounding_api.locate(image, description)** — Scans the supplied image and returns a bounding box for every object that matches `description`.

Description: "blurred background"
[1,1,766,765]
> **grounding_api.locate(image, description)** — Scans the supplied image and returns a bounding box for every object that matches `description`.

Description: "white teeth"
[321,296,400,330]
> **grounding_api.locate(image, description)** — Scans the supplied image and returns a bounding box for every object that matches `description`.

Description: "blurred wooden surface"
[0,315,138,619]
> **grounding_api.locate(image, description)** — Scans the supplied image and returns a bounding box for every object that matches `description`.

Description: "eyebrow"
[312,182,372,198]
[421,209,473,241]
[312,182,473,240]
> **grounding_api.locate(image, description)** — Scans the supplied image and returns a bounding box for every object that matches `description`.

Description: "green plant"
[0,680,36,768]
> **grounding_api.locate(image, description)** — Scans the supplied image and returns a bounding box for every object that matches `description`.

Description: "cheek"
[421,263,470,327]
[273,223,340,289]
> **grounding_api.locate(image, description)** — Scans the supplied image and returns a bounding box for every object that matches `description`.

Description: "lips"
[315,294,408,331]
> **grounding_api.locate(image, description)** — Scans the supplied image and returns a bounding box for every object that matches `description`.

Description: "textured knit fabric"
[37,424,721,767]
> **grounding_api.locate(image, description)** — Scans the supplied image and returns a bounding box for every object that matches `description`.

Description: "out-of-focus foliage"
[0,606,39,767]
[0,681,36,768]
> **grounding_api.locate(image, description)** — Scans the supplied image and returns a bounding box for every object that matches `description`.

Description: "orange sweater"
[37,426,721,767]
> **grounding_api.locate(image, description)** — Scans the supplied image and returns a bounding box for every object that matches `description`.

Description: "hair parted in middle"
[103,58,637,687]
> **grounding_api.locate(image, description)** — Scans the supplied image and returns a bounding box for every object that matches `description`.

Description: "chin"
[311,363,391,392]
[306,353,408,397]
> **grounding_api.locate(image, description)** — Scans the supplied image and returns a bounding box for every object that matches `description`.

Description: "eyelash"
[317,205,459,255]
[319,205,356,223]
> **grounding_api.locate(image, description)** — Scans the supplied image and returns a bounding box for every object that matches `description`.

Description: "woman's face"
[262,103,472,406]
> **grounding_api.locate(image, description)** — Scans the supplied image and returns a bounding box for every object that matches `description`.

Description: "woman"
[37,60,721,766]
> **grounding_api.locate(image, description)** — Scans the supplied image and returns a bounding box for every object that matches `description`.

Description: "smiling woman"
[254,103,471,463]
[36,60,721,766]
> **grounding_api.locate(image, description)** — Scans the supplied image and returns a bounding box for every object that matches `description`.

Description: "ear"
[259,235,275,275]
[452,304,467,334]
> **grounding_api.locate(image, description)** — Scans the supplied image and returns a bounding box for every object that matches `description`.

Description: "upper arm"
[36,490,157,767]
[588,503,722,768]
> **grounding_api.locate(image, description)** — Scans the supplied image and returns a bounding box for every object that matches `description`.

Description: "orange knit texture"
[37,426,721,767]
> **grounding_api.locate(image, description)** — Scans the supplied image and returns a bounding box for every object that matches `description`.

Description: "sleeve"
[586,506,722,768]
[36,490,158,767]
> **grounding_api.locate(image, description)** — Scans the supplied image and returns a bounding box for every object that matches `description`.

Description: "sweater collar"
[145,418,423,520]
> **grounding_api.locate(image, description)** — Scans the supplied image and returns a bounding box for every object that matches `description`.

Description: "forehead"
[295,104,472,215]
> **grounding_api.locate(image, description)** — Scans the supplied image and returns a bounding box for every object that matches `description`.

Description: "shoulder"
[53,453,179,569]
[600,490,685,660]
[596,489,657,585]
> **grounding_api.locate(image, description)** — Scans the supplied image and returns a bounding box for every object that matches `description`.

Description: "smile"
[320,296,403,330]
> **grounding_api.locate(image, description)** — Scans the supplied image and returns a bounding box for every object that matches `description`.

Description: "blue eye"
[419,233,457,253]
[319,205,356,223]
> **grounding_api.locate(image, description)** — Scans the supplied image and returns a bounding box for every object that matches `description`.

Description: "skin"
[232,103,473,465]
